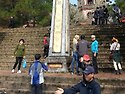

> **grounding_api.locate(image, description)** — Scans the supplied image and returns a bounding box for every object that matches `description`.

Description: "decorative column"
[85,0,87,5]
[46,0,70,72]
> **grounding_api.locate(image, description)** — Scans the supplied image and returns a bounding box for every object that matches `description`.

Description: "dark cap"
[35,54,41,60]
[83,66,95,74]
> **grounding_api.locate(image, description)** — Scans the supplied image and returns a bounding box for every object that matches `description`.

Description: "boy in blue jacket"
[55,66,101,94]
[29,54,48,94]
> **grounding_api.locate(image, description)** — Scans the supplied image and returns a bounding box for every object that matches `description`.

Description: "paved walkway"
[0,70,125,80]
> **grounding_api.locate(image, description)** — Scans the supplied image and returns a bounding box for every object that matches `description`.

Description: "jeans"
[13,57,23,70]
[31,84,43,94]
[43,44,49,58]
[92,53,98,73]
[71,52,79,73]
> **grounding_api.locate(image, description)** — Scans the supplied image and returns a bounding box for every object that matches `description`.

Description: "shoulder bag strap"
[113,43,118,50]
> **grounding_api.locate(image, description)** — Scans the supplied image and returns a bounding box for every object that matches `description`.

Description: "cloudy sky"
[70,0,115,5]
[70,0,77,5]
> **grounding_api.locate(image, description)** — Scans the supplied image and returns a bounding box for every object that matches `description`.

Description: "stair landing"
[1,70,125,94]
[0,70,125,80]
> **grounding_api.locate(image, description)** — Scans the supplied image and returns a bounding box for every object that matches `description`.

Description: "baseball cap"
[83,66,95,74]
[83,55,90,61]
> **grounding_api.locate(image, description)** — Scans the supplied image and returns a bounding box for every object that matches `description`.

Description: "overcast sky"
[70,0,115,5]
[70,0,77,5]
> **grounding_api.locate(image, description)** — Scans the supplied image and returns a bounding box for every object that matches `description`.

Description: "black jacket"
[64,79,101,94]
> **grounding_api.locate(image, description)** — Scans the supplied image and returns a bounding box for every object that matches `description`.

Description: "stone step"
[0,50,42,54]
[0,81,30,89]
[0,73,29,81]
[0,63,31,70]
[44,83,74,91]
[43,82,125,94]
[44,75,81,84]
[0,25,125,94]
[1,71,125,94]
[44,73,125,85]
[0,59,125,71]
[0,46,110,51]
[43,78,125,94]
[0,27,49,32]
[0,88,56,94]
[43,91,54,94]
[0,25,125,71]
[101,85,125,94]
[0,88,30,94]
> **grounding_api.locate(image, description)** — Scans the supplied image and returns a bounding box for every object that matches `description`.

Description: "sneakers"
[17,70,21,73]
[12,69,21,73]
[71,72,74,75]
[11,69,15,73]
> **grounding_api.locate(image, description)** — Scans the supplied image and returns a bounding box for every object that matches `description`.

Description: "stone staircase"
[0,25,125,94]
[0,27,49,70]
[44,73,125,94]
[69,25,125,72]
[1,71,125,94]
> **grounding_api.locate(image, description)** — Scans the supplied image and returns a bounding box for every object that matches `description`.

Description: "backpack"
[32,63,41,85]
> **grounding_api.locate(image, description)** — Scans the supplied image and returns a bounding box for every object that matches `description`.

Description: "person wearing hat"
[91,35,99,74]
[29,54,48,94]
[80,54,92,70]
[55,66,101,94]
[110,37,122,74]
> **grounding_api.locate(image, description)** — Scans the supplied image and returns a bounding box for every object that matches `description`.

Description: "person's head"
[35,54,41,60]
[112,37,118,42]
[113,4,116,7]
[103,5,105,8]
[80,54,90,62]
[80,34,85,40]
[19,39,25,44]
[74,35,79,40]
[44,34,48,37]
[99,6,102,9]
[91,35,96,41]
[83,66,95,82]
[10,16,14,19]
[83,54,90,61]
[96,7,99,10]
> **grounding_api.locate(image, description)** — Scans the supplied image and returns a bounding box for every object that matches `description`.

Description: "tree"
[0,0,52,27]
[0,0,18,26]
[115,0,125,15]
[14,0,52,26]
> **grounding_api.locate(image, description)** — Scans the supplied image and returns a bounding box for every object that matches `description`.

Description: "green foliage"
[115,0,125,15]
[38,16,51,27]
[0,0,52,27]
[107,5,113,16]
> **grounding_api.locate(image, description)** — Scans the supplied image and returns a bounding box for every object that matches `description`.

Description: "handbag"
[22,58,27,68]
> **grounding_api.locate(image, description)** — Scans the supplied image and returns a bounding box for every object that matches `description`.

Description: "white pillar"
[49,0,69,57]
[85,0,87,5]
[47,0,70,72]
